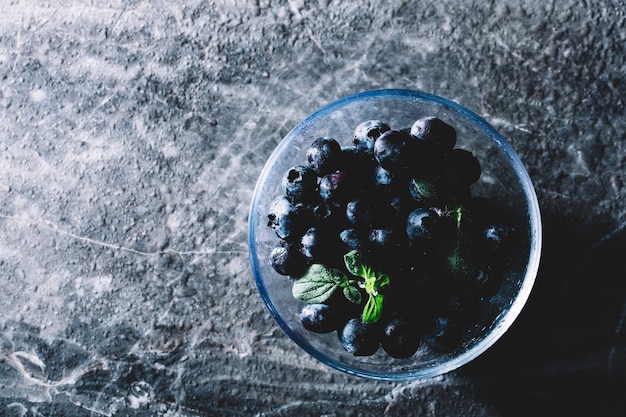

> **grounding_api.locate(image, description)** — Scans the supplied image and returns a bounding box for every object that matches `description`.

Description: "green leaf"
[343,250,373,278]
[410,178,440,201]
[343,285,362,304]
[292,278,337,304]
[292,264,346,304]
[375,272,390,291]
[362,293,384,323]
[364,275,377,294]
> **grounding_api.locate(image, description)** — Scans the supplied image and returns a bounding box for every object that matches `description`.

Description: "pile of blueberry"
[266,117,517,358]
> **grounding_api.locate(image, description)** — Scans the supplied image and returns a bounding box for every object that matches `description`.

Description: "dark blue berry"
[270,240,309,277]
[406,207,441,242]
[318,171,352,202]
[373,165,394,187]
[368,228,402,256]
[424,316,461,353]
[443,291,482,324]
[283,165,318,204]
[388,193,416,219]
[381,316,421,359]
[339,228,369,252]
[306,137,341,176]
[353,120,391,155]
[300,227,337,264]
[468,262,504,297]
[338,147,376,176]
[483,224,515,253]
[346,198,392,228]
[464,197,499,224]
[267,195,307,240]
[338,317,380,356]
[373,165,408,194]
[373,129,414,171]
[310,201,346,231]
[410,117,457,152]
[300,303,343,334]
[447,149,481,186]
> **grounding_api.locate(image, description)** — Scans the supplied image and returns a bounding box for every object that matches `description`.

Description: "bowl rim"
[248,88,542,381]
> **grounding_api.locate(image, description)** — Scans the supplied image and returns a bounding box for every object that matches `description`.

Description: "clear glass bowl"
[248,89,542,381]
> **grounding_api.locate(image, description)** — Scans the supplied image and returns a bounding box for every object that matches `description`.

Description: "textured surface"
[1,1,625,416]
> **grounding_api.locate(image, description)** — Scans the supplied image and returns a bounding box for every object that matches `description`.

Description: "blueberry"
[283,165,319,204]
[300,303,344,334]
[373,165,394,188]
[405,207,441,242]
[368,228,402,256]
[338,317,381,356]
[464,197,499,224]
[300,227,337,264]
[270,240,309,277]
[468,261,504,297]
[306,137,342,176]
[310,201,345,231]
[373,129,414,171]
[346,198,392,228]
[424,316,461,353]
[318,171,352,202]
[381,316,421,359]
[353,120,391,155]
[373,165,410,195]
[387,263,447,316]
[388,193,416,220]
[410,117,457,152]
[442,291,482,324]
[447,149,481,186]
[339,228,369,252]
[483,224,515,253]
[338,147,376,176]
[267,195,308,240]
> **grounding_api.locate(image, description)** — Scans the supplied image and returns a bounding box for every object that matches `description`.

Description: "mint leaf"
[363,275,377,294]
[342,250,392,324]
[343,285,362,304]
[343,250,373,278]
[410,178,440,200]
[292,277,337,304]
[292,264,362,305]
[292,264,345,304]
[375,272,390,291]
[362,293,384,323]
[363,272,390,296]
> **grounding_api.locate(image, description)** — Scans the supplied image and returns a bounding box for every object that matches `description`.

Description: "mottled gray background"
[1,1,625,416]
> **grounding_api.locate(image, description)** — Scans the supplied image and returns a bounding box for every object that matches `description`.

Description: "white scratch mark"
[0,213,246,256]
[608,299,626,374]
[591,220,626,250]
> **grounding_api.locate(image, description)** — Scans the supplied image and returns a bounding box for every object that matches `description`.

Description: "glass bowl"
[248,89,541,381]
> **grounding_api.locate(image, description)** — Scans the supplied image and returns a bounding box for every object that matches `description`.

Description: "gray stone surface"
[0,0,625,415]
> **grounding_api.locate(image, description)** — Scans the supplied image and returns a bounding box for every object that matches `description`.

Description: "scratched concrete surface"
[0,1,625,416]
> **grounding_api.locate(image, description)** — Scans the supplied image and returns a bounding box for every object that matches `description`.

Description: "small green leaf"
[375,272,390,290]
[343,285,362,304]
[410,178,439,201]
[292,279,337,304]
[364,275,377,294]
[343,250,373,278]
[291,264,347,304]
[362,293,384,323]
